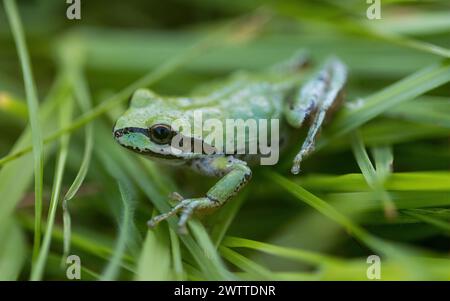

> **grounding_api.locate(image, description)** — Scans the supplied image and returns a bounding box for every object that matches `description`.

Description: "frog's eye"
[149,124,174,145]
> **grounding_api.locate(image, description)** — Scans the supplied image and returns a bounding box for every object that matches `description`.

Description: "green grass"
[0,0,449,281]
[3,0,45,271]
[30,81,73,280]
[61,68,94,261]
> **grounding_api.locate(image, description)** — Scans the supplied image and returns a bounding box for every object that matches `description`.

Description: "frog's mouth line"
[114,126,219,158]
[113,127,182,160]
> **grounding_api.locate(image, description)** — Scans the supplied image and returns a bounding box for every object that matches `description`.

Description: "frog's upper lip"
[113,127,149,139]
[113,126,183,159]
[113,126,218,158]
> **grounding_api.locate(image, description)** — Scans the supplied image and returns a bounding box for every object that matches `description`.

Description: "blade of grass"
[31,91,74,280]
[211,191,248,248]
[223,237,449,280]
[169,228,184,280]
[386,97,450,128]
[365,25,450,59]
[135,226,172,281]
[262,272,320,281]
[101,179,136,281]
[62,68,94,260]
[278,1,450,58]
[268,172,429,269]
[18,213,135,272]
[219,246,273,280]
[4,0,45,265]
[350,132,397,219]
[0,76,68,236]
[299,172,450,192]
[327,191,450,213]
[0,218,26,280]
[322,119,450,152]
[318,60,450,149]
[371,11,450,36]
[372,145,394,181]
[92,135,141,280]
[270,172,378,248]
[80,28,438,76]
[184,263,205,281]
[403,210,450,235]
[223,236,339,266]
[188,220,236,279]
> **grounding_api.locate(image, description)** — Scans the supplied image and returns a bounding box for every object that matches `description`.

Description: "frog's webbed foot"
[147,196,215,234]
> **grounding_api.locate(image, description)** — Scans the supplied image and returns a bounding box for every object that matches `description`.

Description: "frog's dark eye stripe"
[114,125,176,145]
[113,127,148,139]
[149,124,175,145]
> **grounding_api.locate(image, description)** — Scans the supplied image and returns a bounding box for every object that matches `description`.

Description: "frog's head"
[113,89,203,163]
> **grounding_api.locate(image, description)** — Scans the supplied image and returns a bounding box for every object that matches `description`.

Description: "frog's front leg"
[284,57,347,174]
[147,156,251,234]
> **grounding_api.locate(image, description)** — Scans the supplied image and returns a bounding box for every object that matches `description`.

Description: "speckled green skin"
[113,53,347,233]
[114,73,299,161]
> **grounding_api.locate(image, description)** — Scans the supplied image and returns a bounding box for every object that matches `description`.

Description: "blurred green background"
[0,0,449,280]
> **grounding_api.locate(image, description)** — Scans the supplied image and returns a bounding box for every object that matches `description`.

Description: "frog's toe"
[147,200,189,228]
[148,197,213,233]
[147,212,174,228]
[291,163,301,175]
[291,154,303,175]
[169,191,184,202]
[176,199,205,234]
[147,217,160,228]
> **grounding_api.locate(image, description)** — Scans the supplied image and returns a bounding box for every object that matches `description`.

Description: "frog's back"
[178,72,295,122]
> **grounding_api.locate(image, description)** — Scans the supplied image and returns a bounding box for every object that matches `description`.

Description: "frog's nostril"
[114,129,123,139]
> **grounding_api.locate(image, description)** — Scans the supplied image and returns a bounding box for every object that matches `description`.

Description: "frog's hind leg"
[147,156,252,233]
[286,58,347,174]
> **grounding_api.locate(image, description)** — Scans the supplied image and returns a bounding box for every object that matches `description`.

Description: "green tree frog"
[113,53,347,233]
